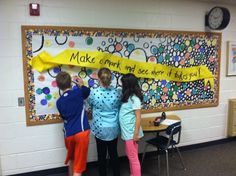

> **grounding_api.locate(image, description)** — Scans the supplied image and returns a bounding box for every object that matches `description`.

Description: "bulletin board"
[21,25,221,126]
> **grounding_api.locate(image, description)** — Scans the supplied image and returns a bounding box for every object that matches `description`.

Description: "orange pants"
[64,130,90,173]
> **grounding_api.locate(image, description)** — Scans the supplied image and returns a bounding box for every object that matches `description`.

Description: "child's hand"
[86,110,92,120]
[133,134,140,142]
[77,78,84,87]
[73,76,84,87]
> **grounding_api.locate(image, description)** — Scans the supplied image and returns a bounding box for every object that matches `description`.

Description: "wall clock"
[205,6,230,30]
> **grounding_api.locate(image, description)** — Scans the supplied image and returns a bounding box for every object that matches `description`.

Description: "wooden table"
[141,115,181,133]
[141,115,183,176]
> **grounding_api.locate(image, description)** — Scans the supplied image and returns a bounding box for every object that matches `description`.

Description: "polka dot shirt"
[89,86,122,141]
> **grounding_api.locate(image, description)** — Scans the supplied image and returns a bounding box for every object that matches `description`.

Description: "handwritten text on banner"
[30,49,214,89]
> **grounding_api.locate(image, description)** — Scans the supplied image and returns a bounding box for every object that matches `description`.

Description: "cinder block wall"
[0,0,236,175]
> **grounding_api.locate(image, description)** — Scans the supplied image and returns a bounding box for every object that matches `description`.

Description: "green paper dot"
[180,44,185,51]
[156,87,162,92]
[190,39,196,46]
[159,46,164,53]
[165,54,170,61]
[86,37,93,45]
[45,94,52,100]
[168,91,173,96]
[174,85,179,91]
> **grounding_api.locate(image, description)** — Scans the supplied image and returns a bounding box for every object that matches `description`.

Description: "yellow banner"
[30,49,214,89]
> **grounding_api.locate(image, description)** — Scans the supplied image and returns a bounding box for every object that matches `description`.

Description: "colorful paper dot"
[50,80,57,87]
[53,67,61,74]
[185,40,190,46]
[42,87,50,94]
[53,92,59,99]
[88,79,95,87]
[151,97,156,106]
[151,84,157,90]
[48,102,54,108]
[38,75,45,82]
[69,41,75,48]
[127,44,135,52]
[115,43,123,51]
[45,94,52,100]
[163,87,168,93]
[147,79,153,84]
[79,71,87,78]
[44,39,52,47]
[142,83,149,92]
[148,56,156,63]
[36,88,43,95]
[86,37,93,45]
[40,99,47,106]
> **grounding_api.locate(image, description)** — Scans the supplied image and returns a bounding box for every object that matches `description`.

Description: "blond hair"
[98,68,112,87]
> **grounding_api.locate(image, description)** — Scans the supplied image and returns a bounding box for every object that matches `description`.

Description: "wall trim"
[9,137,236,176]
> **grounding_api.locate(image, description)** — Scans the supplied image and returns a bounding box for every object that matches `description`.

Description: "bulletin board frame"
[226,41,236,76]
[21,25,221,126]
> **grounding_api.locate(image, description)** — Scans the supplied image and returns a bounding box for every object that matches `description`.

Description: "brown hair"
[98,68,112,87]
[56,71,71,91]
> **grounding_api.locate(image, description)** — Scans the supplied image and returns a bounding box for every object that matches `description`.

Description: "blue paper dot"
[40,99,47,106]
[42,87,50,94]
[53,67,61,74]
[88,79,95,87]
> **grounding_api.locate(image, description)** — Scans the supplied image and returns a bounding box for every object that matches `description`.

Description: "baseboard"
[8,167,68,176]
[9,136,236,176]
[179,136,236,151]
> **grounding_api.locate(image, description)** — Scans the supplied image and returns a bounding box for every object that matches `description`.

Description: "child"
[119,73,144,176]
[56,71,90,176]
[88,68,121,176]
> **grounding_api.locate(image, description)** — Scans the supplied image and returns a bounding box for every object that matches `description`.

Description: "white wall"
[0,0,236,175]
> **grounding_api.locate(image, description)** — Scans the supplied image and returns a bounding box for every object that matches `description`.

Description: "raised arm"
[81,86,90,99]
[74,76,90,99]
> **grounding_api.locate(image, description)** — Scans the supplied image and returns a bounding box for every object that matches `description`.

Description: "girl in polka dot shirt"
[88,68,121,176]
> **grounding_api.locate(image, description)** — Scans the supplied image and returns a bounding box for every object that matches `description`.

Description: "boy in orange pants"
[56,71,90,176]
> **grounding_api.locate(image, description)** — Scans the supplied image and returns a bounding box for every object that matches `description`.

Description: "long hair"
[121,73,143,103]
[98,68,112,87]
